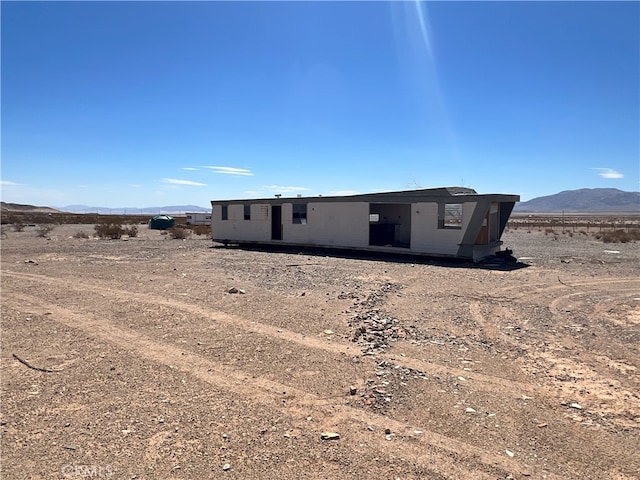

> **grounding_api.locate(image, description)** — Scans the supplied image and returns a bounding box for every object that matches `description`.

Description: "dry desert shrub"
[36,224,55,237]
[94,223,139,239]
[169,225,192,240]
[94,223,125,239]
[593,229,640,243]
[124,225,138,237]
[12,223,25,232]
[73,231,90,239]
[190,225,211,236]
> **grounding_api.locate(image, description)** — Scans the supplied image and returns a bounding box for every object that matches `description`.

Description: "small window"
[221,205,228,221]
[293,203,307,224]
[438,203,462,229]
[244,204,251,220]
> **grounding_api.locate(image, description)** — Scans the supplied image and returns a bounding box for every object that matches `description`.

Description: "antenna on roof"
[275,194,282,198]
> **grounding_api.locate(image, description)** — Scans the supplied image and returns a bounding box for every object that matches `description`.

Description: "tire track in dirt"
[2,291,552,480]
[471,278,640,431]
[4,270,537,396]
[497,277,637,300]
[2,271,562,479]
[5,269,362,356]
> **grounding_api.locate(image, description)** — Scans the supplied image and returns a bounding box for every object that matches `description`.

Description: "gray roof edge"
[210,187,520,205]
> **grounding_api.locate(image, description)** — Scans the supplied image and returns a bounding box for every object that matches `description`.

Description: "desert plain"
[1,222,639,479]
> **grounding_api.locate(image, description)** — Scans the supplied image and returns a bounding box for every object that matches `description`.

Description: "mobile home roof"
[210,187,520,206]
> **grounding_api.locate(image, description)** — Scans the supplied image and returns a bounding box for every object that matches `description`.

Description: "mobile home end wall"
[410,202,474,256]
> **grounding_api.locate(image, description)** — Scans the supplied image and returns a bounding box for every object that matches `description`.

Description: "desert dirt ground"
[1,224,639,479]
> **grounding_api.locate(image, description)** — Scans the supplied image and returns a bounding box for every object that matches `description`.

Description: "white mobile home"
[210,187,520,261]
[185,212,212,226]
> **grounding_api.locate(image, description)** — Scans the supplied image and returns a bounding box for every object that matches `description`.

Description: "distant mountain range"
[1,202,209,215]
[515,188,639,213]
[57,204,210,215]
[4,189,638,215]
[1,202,60,213]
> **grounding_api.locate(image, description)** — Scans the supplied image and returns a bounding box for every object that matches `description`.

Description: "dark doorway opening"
[271,205,282,240]
[368,203,411,248]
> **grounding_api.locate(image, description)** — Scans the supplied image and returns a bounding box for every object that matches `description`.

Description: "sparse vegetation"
[73,231,90,239]
[169,225,192,240]
[93,222,139,239]
[593,229,640,244]
[12,223,25,232]
[124,224,138,238]
[94,223,125,239]
[36,224,55,237]
[190,225,211,236]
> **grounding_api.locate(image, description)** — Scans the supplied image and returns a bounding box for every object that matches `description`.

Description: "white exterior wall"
[283,202,369,247]
[186,212,211,225]
[214,200,485,257]
[213,204,271,242]
[410,202,476,255]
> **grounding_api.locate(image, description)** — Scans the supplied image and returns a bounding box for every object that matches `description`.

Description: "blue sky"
[2,1,638,208]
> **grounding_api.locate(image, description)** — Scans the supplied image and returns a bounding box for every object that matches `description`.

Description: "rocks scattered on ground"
[347,283,417,355]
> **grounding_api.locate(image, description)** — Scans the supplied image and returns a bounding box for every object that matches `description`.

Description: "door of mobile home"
[271,205,283,240]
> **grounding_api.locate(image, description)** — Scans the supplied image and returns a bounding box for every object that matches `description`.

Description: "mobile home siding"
[214,204,271,242]
[410,202,474,256]
[283,202,369,247]
[185,212,212,225]
[211,188,519,260]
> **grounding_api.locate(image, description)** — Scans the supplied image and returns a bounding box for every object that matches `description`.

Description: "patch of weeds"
[169,226,192,240]
[36,224,55,237]
[124,225,138,237]
[593,229,640,243]
[94,223,125,239]
[190,225,211,236]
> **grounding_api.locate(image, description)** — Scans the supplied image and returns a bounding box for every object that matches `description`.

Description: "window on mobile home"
[292,203,307,224]
[438,203,462,229]
[244,204,251,220]
[221,205,228,221]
